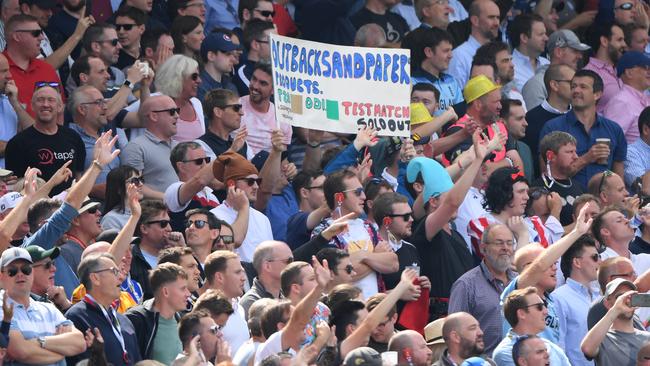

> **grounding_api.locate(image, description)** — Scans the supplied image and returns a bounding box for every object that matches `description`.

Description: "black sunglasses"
[16,29,43,37]
[5,264,32,277]
[85,206,99,215]
[524,302,546,311]
[126,176,145,185]
[153,107,181,116]
[33,261,54,270]
[387,212,413,221]
[186,219,208,229]
[254,9,275,17]
[586,253,600,262]
[99,38,120,46]
[343,187,364,197]
[221,103,242,112]
[616,2,634,9]
[115,23,136,31]
[344,264,354,275]
[240,177,262,186]
[34,81,60,90]
[190,72,199,81]
[147,219,170,228]
[183,157,211,165]
[217,235,234,244]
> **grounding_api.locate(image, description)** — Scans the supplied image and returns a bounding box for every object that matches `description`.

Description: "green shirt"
[151,315,183,365]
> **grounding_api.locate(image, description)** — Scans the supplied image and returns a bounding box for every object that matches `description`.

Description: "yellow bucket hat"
[463,75,500,104]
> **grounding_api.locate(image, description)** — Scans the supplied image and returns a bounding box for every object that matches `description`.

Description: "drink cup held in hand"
[381,351,398,366]
[595,138,610,165]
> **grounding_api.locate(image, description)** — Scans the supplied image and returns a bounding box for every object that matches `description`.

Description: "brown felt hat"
[212,151,259,183]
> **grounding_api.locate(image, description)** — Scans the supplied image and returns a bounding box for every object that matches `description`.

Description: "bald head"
[513,244,544,272]
[354,23,387,48]
[388,330,419,352]
[252,240,293,276]
[139,95,174,125]
[82,241,112,260]
[442,312,473,342]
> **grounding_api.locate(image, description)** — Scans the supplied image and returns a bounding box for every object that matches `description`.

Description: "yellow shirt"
[71,284,137,314]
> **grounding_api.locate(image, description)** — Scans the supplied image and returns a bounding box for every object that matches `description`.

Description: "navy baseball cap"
[200,32,240,60]
[19,0,57,9]
[617,51,650,77]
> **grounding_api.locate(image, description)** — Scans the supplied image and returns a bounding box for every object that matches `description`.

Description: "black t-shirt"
[410,221,475,300]
[630,236,650,254]
[350,8,409,43]
[116,49,137,71]
[531,175,585,226]
[382,241,420,291]
[6,125,86,195]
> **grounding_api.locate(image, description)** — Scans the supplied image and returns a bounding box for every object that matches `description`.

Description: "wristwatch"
[122,79,134,89]
[37,336,46,348]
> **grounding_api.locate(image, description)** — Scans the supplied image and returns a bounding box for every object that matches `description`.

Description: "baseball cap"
[0,247,32,268]
[547,30,590,54]
[78,198,101,214]
[406,157,453,202]
[424,318,445,346]
[617,51,650,77]
[201,32,240,60]
[343,347,382,366]
[25,245,59,263]
[19,0,57,9]
[604,278,637,298]
[0,169,12,177]
[0,192,23,214]
[463,75,500,104]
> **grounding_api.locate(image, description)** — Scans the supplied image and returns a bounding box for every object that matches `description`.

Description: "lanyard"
[84,294,130,364]
[66,233,88,250]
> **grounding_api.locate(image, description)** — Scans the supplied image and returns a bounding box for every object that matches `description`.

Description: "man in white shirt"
[594,207,650,274]
[508,13,549,91]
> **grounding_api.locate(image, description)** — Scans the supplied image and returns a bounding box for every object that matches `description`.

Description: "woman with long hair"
[101,166,144,230]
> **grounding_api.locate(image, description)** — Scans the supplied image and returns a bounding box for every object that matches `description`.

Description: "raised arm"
[225,186,249,248]
[176,162,215,207]
[581,290,636,358]
[0,167,40,251]
[45,16,93,70]
[108,183,141,262]
[255,129,284,212]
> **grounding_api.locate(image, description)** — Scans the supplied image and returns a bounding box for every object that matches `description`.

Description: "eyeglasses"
[146,219,170,228]
[80,99,108,107]
[344,264,354,274]
[343,187,364,197]
[486,240,515,247]
[387,212,413,221]
[32,260,54,270]
[240,177,262,186]
[267,256,293,265]
[598,170,614,194]
[186,219,208,229]
[221,103,242,112]
[34,81,60,90]
[182,157,211,165]
[115,23,136,31]
[615,2,634,10]
[190,72,200,81]
[126,176,145,185]
[253,9,275,17]
[153,107,181,116]
[553,79,572,84]
[524,302,546,311]
[98,39,120,46]
[93,266,120,277]
[207,324,221,335]
[5,264,32,277]
[217,235,234,244]
[16,29,43,37]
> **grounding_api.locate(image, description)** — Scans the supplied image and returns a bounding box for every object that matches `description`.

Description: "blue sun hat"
[406,157,453,202]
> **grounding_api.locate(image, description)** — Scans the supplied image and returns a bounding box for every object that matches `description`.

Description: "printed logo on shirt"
[37,148,75,165]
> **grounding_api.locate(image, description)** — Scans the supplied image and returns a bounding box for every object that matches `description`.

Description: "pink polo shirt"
[603,83,650,144]
[240,95,292,155]
[583,57,623,114]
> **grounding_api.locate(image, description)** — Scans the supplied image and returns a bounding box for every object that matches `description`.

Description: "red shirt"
[3,51,63,117]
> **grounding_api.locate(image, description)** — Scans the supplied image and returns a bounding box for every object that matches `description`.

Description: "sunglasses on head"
[217,235,234,244]
[598,170,614,194]
[240,177,262,186]
[16,29,43,37]
[183,157,211,165]
[387,212,413,221]
[616,2,634,9]
[126,176,145,185]
[115,23,136,31]
[190,72,199,81]
[186,219,208,229]
[5,264,32,277]
[153,107,181,116]
[33,260,54,270]
[221,103,242,112]
[343,187,364,197]
[34,81,60,90]
[147,219,170,228]
[344,264,354,275]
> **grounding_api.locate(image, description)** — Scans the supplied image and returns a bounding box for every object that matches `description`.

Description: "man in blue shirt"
[198,31,239,101]
[539,69,627,188]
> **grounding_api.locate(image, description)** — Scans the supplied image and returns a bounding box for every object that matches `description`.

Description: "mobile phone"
[630,293,650,307]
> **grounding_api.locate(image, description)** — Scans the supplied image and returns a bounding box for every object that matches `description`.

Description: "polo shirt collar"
[144,129,171,145]
[565,109,603,128]
[622,83,647,100]
[3,50,36,72]
[588,57,615,75]
[412,68,452,83]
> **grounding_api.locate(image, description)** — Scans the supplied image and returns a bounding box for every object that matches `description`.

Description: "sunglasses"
[240,177,262,186]
[217,235,234,244]
[183,157,211,165]
[5,264,32,277]
[16,29,42,37]
[126,176,145,185]
[190,72,199,81]
[344,264,354,275]
[221,103,242,112]
[616,2,634,9]
[387,212,413,221]
[147,219,170,228]
[115,23,136,31]
[524,302,546,311]
[343,187,364,197]
[93,266,120,277]
[598,170,614,194]
[99,38,120,46]
[186,219,208,229]
[207,324,221,335]
[33,260,54,270]
[254,9,275,17]
[153,107,181,116]
[586,253,600,262]
[34,81,60,90]
[85,206,100,215]
[267,256,293,265]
